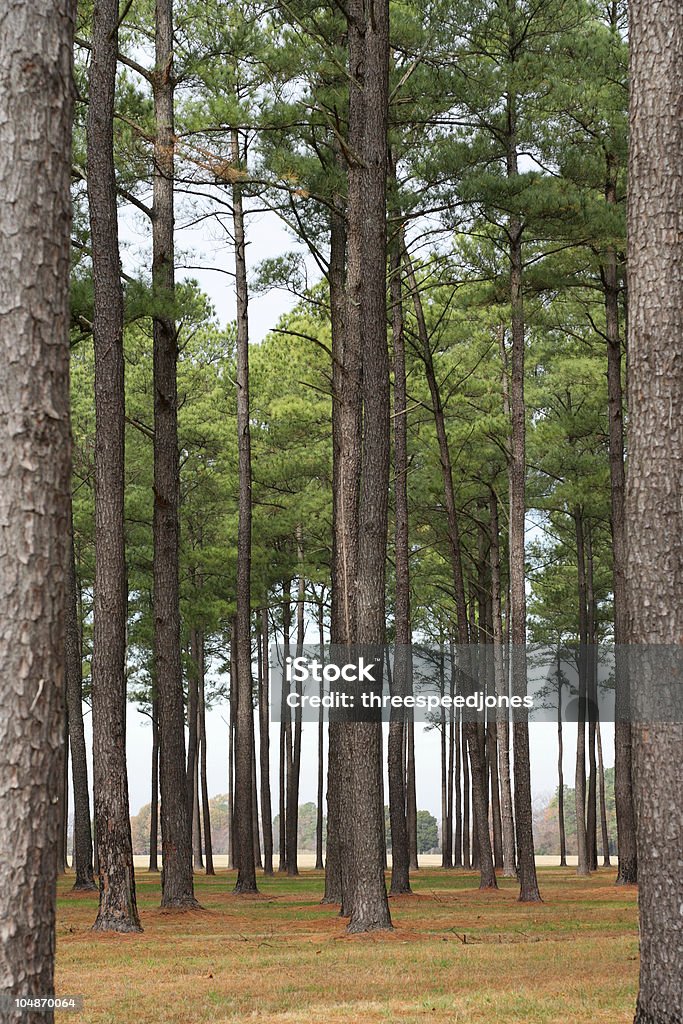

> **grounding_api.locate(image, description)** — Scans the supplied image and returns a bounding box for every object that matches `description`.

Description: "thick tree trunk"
[231,127,257,895]
[153,0,196,910]
[388,199,412,895]
[603,153,637,886]
[0,1,75,1007]
[259,609,274,875]
[338,0,393,933]
[627,7,683,1017]
[65,505,96,890]
[87,0,141,931]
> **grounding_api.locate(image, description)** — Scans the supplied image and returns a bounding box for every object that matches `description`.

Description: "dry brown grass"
[55,867,639,1023]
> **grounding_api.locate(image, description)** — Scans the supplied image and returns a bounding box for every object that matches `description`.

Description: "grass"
[55,866,639,1023]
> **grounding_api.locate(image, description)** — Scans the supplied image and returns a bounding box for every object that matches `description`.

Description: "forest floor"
[55,867,639,1024]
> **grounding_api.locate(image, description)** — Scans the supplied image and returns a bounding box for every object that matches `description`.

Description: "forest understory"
[56,868,638,1024]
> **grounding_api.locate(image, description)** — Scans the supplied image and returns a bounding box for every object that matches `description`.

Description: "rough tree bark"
[340,0,393,932]
[0,1,75,1009]
[231,126,258,894]
[627,3,683,1019]
[152,0,197,909]
[87,0,141,932]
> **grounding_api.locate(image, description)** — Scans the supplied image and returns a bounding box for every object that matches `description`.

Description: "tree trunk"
[603,150,637,886]
[197,633,214,875]
[406,719,419,871]
[505,14,540,900]
[231,126,257,895]
[324,189,350,905]
[462,726,471,870]
[278,589,288,873]
[489,490,516,876]
[87,0,141,931]
[596,720,611,867]
[585,526,598,873]
[251,730,262,870]
[454,701,463,867]
[340,0,392,933]
[192,737,203,870]
[627,7,683,1015]
[557,648,567,867]
[153,0,196,910]
[0,0,75,1006]
[315,599,325,871]
[287,538,305,877]
[187,630,201,867]
[388,195,412,895]
[65,504,96,890]
[259,609,274,875]
[149,692,159,871]
[574,509,590,876]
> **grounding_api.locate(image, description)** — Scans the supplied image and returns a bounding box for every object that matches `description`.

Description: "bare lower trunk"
[197,634,214,875]
[88,0,141,930]
[575,510,590,877]
[596,721,611,867]
[259,609,274,875]
[388,209,411,895]
[65,507,96,890]
[149,692,159,871]
[603,144,637,887]
[153,0,196,910]
[315,600,325,871]
[0,1,75,1006]
[231,127,257,895]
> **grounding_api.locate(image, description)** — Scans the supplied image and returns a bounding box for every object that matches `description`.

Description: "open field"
[56,867,639,1024]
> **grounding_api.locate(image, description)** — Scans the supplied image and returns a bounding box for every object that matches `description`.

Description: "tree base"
[72,880,97,892]
[232,882,259,895]
[92,916,143,933]
[159,896,203,910]
[347,916,393,934]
